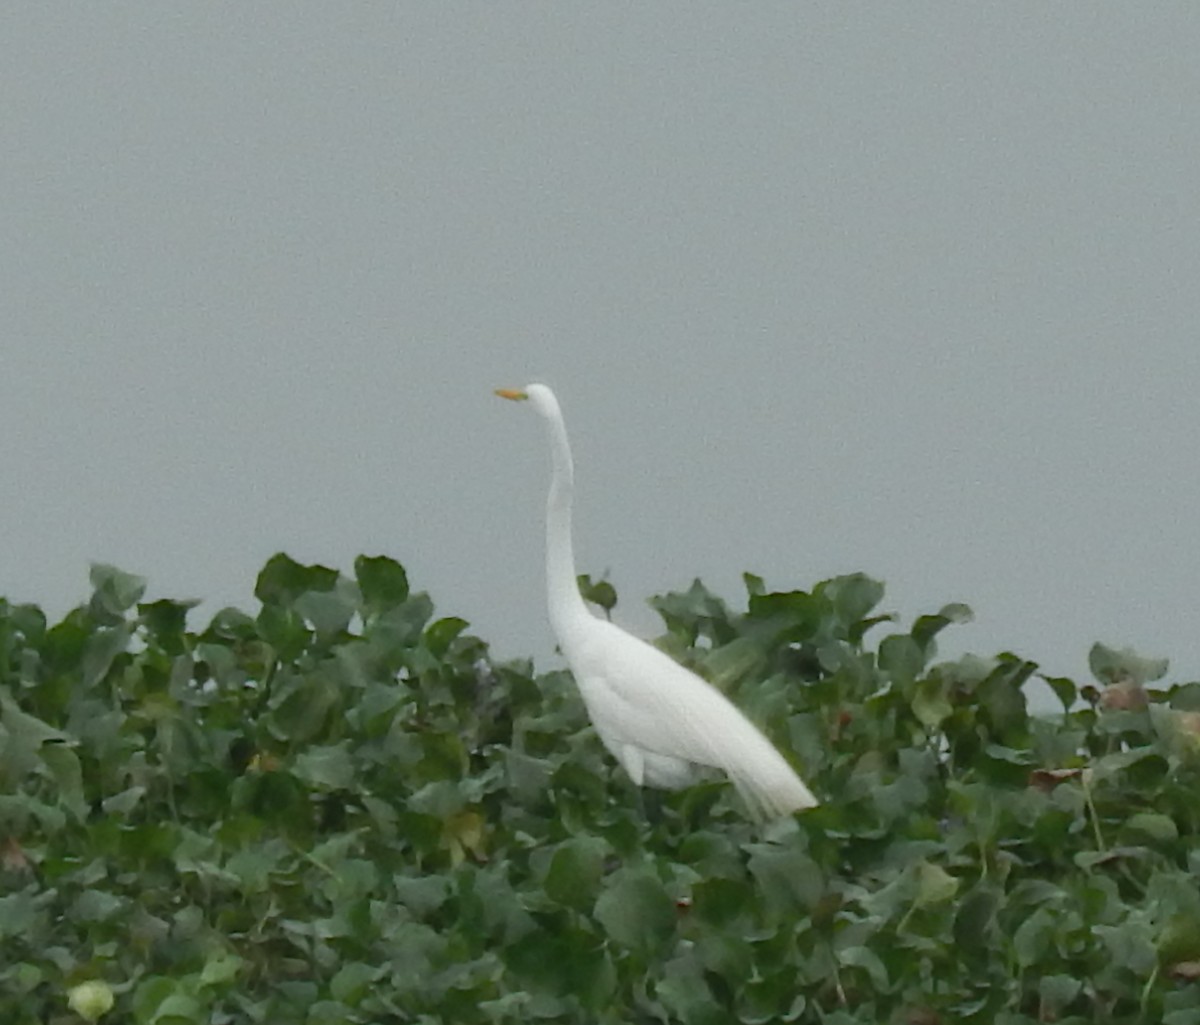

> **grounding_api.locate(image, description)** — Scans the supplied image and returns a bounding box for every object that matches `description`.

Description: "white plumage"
[497,383,817,821]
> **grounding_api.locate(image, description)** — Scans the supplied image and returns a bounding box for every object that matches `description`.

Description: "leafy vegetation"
[2,555,1200,1024]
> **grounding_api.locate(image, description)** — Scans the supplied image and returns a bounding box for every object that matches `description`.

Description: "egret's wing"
[576,621,817,819]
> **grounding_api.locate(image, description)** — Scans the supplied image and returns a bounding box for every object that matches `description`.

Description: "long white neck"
[541,404,593,645]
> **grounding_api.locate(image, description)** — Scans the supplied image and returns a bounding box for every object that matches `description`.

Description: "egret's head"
[495,383,559,420]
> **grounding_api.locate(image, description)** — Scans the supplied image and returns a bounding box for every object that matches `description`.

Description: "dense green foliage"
[2,556,1200,1024]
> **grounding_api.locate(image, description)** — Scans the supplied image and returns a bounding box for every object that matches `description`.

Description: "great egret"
[496,384,817,820]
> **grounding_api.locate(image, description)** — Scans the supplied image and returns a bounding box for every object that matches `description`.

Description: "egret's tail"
[697,703,818,820]
[727,755,818,821]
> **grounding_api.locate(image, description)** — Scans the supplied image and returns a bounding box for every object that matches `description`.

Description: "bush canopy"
[2,555,1200,1024]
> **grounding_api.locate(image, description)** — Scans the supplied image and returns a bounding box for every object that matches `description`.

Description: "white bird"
[496,383,817,820]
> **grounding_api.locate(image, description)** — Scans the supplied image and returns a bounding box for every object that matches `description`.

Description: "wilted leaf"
[1089,642,1168,688]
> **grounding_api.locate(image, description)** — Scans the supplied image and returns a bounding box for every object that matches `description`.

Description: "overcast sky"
[4,7,1198,696]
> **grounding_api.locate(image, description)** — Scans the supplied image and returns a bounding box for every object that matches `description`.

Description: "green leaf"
[702,636,768,691]
[102,785,148,816]
[746,845,823,914]
[1158,915,1200,966]
[424,616,469,657]
[39,743,86,818]
[912,678,952,729]
[1038,974,1082,1012]
[746,590,819,638]
[199,952,242,987]
[593,870,676,953]
[839,946,890,991]
[392,875,450,916]
[543,836,609,911]
[953,888,998,950]
[68,980,115,1022]
[0,693,69,776]
[354,554,410,610]
[294,583,358,635]
[70,888,126,923]
[149,992,204,1025]
[266,672,340,743]
[89,563,147,621]
[577,574,617,615]
[1124,812,1178,843]
[911,602,973,651]
[255,552,340,606]
[914,860,959,906]
[825,573,885,626]
[292,744,355,789]
[81,625,131,688]
[1042,674,1078,710]
[977,661,1030,737]
[1170,681,1200,711]
[1012,906,1055,969]
[330,962,381,1006]
[879,634,924,689]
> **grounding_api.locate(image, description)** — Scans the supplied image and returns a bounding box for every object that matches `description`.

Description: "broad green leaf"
[424,616,469,656]
[0,694,69,776]
[70,888,126,923]
[1038,974,1082,1011]
[1124,812,1178,843]
[912,678,952,729]
[593,870,676,953]
[878,635,924,688]
[839,946,890,991]
[746,845,823,914]
[911,602,973,651]
[914,860,959,906]
[702,636,768,690]
[294,583,358,635]
[102,785,147,816]
[199,952,242,987]
[355,554,410,610]
[392,875,450,916]
[255,552,339,606]
[81,625,132,688]
[330,962,381,1005]
[543,836,608,911]
[67,980,114,1023]
[292,743,355,789]
[825,573,886,626]
[39,743,86,818]
[953,888,998,950]
[89,563,147,621]
[746,590,819,637]
[577,574,617,616]
[1170,681,1200,711]
[1012,906,1055,968]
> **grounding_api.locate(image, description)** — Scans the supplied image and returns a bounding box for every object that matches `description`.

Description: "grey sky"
[4,8,1199,695]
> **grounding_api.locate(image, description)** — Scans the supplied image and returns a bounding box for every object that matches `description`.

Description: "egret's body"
[497,383,817,820]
